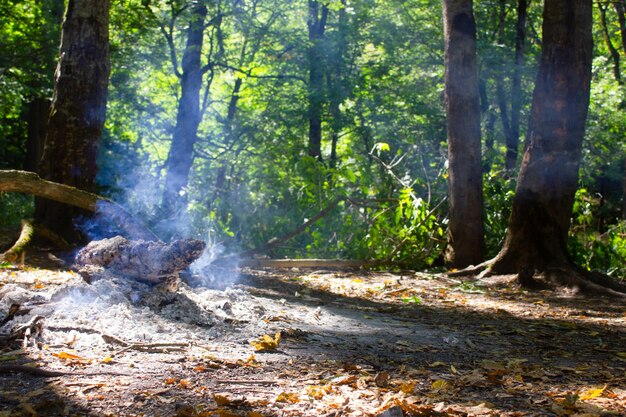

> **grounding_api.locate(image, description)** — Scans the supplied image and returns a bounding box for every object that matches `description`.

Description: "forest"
[0,0,625,416]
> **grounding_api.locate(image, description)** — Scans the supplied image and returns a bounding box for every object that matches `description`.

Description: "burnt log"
[75,236,206,288]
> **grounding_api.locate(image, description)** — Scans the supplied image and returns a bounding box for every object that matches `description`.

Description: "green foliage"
[569,189,626,280]
[483,171,516,258]
[0,194,33,227]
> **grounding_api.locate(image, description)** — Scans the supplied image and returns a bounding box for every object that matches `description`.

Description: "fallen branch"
[239,197,346,259]
[0,170,159,241]
[101,334,188,353]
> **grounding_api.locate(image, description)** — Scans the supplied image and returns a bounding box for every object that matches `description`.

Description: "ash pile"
[0,237,268,354]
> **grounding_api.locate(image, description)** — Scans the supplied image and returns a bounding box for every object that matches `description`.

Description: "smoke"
[90,145,241,288]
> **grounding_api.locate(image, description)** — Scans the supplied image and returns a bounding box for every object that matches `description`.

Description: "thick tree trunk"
[307,0,328,161]
[443,0,485,268]
[162,3,207,217]
[490,0,593,275]
[35,0,110,242]
[25,99,50,173]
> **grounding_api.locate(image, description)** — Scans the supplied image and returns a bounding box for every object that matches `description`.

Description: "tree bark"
[328,0,348,170]
[488,0,609,290]
[1,170,158,242]
[508,0,528,171]
[25,99,50,173]
[307,0,328,161]
[162,3,208,218]
[35,0,110,242]
[443,0,485,268]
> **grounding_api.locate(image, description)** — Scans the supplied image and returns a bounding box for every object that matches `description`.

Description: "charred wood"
[74,236,205,287]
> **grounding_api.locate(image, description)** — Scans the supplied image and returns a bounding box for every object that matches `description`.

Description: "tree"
[442,0,485,268]
[160,1,211,219]
[468,0,626,297]
[307,0,328,161]
[35,0,111,242]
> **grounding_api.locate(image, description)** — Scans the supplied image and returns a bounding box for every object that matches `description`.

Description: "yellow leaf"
[250,332,281,351]
[616,352,626,358]
[400,381,416,394]
[102,356,113,363]
[306,384,333,399]
[431,380,451,391]
[428,361,446,367]
[579,385,606,401]
[53,351,87,361]
[352,278,363,283]
[275,392,300,403]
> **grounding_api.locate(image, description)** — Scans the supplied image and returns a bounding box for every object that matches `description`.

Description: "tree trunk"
[614,1,626,54]
[25,98,50,173]
[490,0,593,275]
[508,0,528,171]
[162,3,207,218]
[35,0,110,242]
[597,2,622,84]
[328,0,348,171]
[443,0,485,268]
[307,0,328,161]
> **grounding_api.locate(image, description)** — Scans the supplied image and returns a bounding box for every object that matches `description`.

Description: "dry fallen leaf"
[399,380,416,394]
[305,384,334,399]
[250,332,281,351]
[275,392,299,403]
[431,379,451,392]
[579,386,606,401]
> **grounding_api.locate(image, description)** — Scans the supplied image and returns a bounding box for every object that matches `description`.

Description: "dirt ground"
[0,251,625,417]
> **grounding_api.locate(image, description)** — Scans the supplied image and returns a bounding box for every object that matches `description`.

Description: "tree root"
[448,260,626,299]
[0,220,34,265]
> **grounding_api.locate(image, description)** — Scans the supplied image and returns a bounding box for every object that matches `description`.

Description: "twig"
[216,379,278,385]
[101,334,188,353]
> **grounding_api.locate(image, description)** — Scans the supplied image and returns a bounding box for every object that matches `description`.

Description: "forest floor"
[0,249,625,417]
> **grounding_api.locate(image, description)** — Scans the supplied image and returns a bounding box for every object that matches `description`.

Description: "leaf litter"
[0,255,624,416]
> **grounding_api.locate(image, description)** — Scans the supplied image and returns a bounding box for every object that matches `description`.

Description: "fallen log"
[0,170,158,241]
[74,236,206,287]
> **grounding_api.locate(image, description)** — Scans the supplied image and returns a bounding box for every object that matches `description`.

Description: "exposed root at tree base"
[449,261,626,299]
